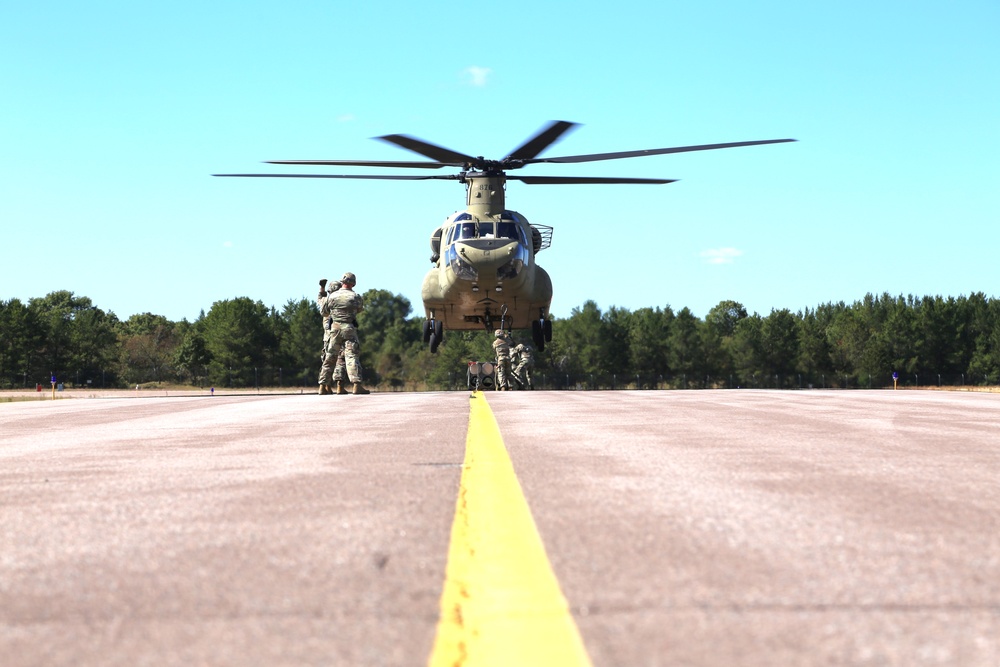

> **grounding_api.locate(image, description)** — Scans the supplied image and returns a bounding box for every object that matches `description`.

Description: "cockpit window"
[495,221,519,240]
[446,213,473,245]
[457,222,477,240]
[447,215,526,245]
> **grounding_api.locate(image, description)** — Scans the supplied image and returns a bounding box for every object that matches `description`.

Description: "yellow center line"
[428,392,593,667]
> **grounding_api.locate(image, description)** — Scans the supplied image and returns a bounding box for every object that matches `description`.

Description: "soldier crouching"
[511,341,535,389]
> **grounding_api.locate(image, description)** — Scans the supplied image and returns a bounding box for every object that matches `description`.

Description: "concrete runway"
[2,390,998,666]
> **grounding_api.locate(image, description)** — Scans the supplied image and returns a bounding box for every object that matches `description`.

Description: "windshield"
[450,219,523,243]
[495,221,520,240]
[455,222,477,241]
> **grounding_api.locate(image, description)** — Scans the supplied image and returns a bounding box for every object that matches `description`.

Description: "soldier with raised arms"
[317,278,341,361]
[317,278,353,394]
[317,272,370,395]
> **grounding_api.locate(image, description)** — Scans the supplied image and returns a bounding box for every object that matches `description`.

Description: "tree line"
[2,290,999,391]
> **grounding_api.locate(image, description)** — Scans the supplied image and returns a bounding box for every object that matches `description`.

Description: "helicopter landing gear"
[531,313,552,352]
[531,320,543,351]
[427,318,444,353]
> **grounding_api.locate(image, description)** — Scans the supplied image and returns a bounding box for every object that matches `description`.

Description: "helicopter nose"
[457,242,516,267]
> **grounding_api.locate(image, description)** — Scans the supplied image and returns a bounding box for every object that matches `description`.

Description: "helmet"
[494,329,503,338]
[341,272,356,286]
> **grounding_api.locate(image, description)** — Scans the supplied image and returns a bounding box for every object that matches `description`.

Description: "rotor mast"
[465,173,507,217]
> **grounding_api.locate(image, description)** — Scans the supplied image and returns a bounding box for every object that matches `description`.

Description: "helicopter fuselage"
[421,172,553,335]
[422,210,552,331]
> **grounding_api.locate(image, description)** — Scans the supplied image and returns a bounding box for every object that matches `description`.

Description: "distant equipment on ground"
[467,361,496,391]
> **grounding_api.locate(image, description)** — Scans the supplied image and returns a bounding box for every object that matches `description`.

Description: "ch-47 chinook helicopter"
[214,121,793,353]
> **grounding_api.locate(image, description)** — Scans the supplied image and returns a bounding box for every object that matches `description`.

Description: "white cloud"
[335,113,356,123]
[223,240,234,248]
[700,247,743,265]
[461,66,492,87]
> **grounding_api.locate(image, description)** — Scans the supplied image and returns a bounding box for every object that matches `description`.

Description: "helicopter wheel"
[429,320,444,353]
[531,320,545,352]
[543,318,552,342]
[423,319,433,344]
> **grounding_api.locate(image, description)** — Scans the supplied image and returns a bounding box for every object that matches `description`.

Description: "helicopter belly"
[423,259,552,331]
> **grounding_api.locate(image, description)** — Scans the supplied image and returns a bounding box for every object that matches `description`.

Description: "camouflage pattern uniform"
[317,280,348,386]
[331,339,364,388]
[318,281,341,352]
[492,329,512,391]
[317,273,366,393]
[511,342,535,389]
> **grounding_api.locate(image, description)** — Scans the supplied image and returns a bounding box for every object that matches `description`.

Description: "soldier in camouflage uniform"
[318,279,341,349]
[492,329,513,391]
[317,279,356,395]
[317,272,370,395]
[511,341,535,390]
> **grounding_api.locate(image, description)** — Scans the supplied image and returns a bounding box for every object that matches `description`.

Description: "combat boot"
[318,384,332,395]
[335,380,348,395]
[351,382,371,395]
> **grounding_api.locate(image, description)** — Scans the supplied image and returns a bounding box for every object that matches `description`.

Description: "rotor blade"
[505,120,580,161]
[376,134,475,165]
[213,173,461,181]
[526,138,797,164]
[510,176,677,185]
[265,159,447,169]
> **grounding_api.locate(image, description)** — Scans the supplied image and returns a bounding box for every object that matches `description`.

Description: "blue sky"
[3,1,998,324]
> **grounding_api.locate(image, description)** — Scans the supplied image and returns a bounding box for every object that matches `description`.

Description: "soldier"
[511,340,535,390]
[492,329,513,391]
[317,279,347,395]
[317,278,342,359]
[317,272,370,395]
[317,279,360,395]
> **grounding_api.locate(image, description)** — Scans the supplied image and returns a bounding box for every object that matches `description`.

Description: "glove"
[319,278,328,288]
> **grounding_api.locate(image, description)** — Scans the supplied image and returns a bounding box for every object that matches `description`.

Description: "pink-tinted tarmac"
[2,390,998,666]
